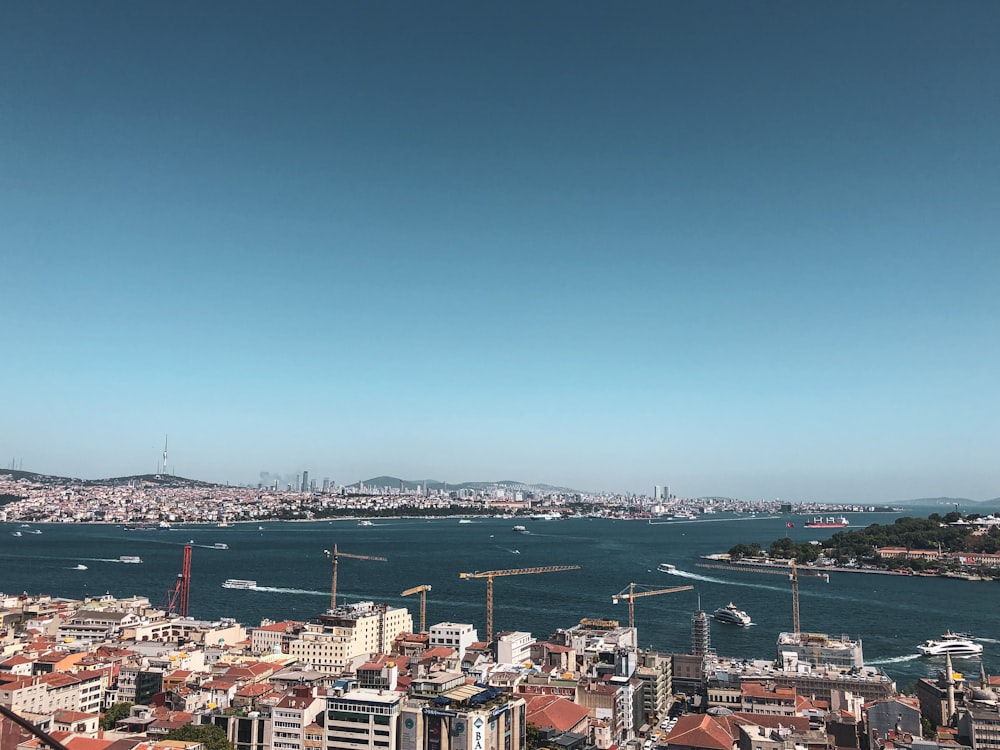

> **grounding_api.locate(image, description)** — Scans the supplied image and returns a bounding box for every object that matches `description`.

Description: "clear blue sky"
[2,2,998,501]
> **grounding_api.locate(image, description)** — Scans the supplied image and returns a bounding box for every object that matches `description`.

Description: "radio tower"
[162,436,168,476]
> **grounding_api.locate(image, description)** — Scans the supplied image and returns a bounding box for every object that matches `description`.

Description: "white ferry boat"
[513,525,528,533]
[657,563,676,573]
[213,543,229,549]
[222,579,257,590]
[119,556,142,564]
[917,630,982,657]
[712,602,752,626]
[358,520,374,527]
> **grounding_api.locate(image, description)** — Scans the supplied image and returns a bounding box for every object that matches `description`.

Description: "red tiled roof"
[665,714,737,750]
[524,695,590,733]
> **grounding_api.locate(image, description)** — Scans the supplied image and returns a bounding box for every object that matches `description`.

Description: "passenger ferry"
[712,602,752,626]
[222,579,257,590]
[119,556,142,564]
[917,630,982,657]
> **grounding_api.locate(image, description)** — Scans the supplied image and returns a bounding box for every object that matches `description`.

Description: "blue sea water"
[1,513,996,689]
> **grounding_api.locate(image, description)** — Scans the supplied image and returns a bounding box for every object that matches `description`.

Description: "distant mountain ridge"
[0,469,218,488]
[902,496,1000,508]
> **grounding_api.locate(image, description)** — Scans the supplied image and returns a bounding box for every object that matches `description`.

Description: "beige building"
[289,603,413,675]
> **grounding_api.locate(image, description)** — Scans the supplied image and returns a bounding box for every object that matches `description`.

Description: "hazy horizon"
[3,2,998,503]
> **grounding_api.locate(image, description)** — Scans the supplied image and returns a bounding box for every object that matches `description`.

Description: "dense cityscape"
[2,472,999,750]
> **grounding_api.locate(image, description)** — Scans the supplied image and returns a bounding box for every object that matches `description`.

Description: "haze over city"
[2,3,998,502]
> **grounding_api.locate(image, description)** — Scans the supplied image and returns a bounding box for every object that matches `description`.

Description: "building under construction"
[776,630,864,669]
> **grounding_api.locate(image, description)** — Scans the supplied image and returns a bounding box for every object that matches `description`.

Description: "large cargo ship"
[804,516,849,528]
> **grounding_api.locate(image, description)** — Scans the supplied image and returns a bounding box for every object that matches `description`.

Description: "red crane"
[164,545,193,616]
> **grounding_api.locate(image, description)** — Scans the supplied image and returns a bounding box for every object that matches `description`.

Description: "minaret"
[946,652,956,721]
[162,436,168,475]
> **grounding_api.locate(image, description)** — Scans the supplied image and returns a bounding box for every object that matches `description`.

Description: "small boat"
[222,579,257,589]
[258,526,264,530]
[158,521,172,530]
[712,602,752,626]
[119,555,142,564]
[511,549,520,554]
[512,525,527,533]
[213,543,229,549]
[657,563,676,573]
[29,529,42,535]
[358,520,374,527]
[74,564,88,570]
[10,531,22,537]
[459,519,473,524]
[917,630,983,657]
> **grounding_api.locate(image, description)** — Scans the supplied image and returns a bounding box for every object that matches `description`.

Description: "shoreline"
[699,555,998,582]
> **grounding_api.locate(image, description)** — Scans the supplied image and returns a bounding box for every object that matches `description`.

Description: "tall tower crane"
[163,544,193,616]
[401,584,432,634]
[460,565,581,643]
[611,583,694,629]
[324,544,387,611]
[696,561,828,634]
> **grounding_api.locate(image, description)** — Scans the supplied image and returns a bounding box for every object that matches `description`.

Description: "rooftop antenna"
[162,435,168,476]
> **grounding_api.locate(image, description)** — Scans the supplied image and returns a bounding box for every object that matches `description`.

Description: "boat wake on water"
[252,586,327,596]
[975,637,1000,644]
[866,654,922,665]
[667,568,788,594]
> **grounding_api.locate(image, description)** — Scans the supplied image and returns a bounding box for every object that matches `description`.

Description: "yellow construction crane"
[696,561,828,634]
[460,565,581,643]
[324,544,388,610]
[611,583,694,629]
[401,584,432,634]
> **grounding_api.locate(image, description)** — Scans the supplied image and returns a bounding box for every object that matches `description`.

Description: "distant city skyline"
[2,3,998,503]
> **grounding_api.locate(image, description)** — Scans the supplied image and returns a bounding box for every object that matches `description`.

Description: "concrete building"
[288,603,413,674]
[776,631,863,669]
[325,687,403,750]
[400,693,526,750]
[429,623,478,661]
[497,632,534,666]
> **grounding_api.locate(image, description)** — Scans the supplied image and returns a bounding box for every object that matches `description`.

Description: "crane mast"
[611,583,694,629]
[324,544,388,610]
[460,565,581,643]
[401,584,432,633]
[696,561,828,634]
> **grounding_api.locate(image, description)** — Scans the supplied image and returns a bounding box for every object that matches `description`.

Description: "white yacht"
[213,542,229,549]
[657,563,676,573]
[917,631,982,657]
[119,555,142,564]
[712,602,752,626]
[358,520,374,527]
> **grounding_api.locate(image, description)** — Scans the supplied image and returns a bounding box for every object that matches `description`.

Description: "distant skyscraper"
[691,598,710,657]
[301,470,309,493]
[654,485,663,502]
